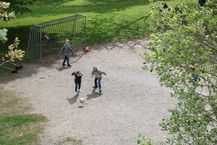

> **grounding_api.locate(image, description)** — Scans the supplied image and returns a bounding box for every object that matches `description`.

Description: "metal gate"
[27,14,86,60]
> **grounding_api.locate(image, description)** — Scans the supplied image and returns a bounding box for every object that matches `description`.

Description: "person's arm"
[102,71,107,76]
[91,71,95,78]
[72,72,75,76]
[80,72,83,76]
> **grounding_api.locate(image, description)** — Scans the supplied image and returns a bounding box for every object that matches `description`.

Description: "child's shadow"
[56,66,69,71]
[67,92,79,104]
[87,89,102,100]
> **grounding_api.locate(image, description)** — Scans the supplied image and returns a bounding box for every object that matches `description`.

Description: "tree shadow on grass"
[86,14,149,44]
[21,0,152,18]
[87,0,151,13]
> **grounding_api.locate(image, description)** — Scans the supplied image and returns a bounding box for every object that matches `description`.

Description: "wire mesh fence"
[27,14,86,60]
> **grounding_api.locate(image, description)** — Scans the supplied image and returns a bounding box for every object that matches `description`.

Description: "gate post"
[39,26,42,60]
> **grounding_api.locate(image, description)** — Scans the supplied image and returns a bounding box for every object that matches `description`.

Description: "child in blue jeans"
[91,66,107,93]
[60,39,73,67]
[72,71,83,92]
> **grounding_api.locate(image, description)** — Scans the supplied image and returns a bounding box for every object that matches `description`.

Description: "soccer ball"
[79,97,86,103]
[84,46,91,52]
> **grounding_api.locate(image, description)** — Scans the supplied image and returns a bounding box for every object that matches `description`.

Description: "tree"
[207,0,217,14]
[0,1,25,61]
[4,0,36,13]
[143,0,217,144]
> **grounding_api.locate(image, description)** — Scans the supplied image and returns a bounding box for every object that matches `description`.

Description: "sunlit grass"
[0,0,181,57]
[0,90,47,145]
[1,0,180,28]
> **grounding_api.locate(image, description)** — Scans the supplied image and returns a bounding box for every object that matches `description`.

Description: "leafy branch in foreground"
[143,0,217,144]
[0,1,25,62]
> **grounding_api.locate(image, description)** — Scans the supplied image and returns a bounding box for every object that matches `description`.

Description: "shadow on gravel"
[67,93,79,104]
[0,53,74,83]
[56,66,71,71]
[87,88,102,100]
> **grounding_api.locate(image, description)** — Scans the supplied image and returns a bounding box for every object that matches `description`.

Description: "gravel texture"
[0,39,176,145]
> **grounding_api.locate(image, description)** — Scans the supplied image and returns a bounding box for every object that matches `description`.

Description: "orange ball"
[84,47,91,52]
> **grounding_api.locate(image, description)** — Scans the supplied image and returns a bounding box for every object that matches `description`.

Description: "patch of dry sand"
[0,39,175,145]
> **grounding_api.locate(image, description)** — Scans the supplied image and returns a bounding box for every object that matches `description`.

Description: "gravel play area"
[0,39,176,145]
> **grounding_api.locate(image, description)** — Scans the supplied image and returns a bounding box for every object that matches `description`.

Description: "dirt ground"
[0,39,176,145]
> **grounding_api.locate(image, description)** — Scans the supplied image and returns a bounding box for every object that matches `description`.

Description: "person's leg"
[78,81,81,91]
[75,81,78,92]
[98,77,102,92]
[62,55,67,66]
[66,56,71,67]
[94,77,98,88]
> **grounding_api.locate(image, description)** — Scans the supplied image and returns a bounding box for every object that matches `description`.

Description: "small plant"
[137,134,153,145]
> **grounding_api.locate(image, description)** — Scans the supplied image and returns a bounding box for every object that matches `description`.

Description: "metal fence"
[27,14,86,60]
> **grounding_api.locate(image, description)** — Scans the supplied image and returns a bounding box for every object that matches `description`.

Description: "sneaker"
[93,86,97,89]
[99,90,102,93]
[68,64,71,67]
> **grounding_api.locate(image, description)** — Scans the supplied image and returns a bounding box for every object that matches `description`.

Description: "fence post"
[39,26,42,60]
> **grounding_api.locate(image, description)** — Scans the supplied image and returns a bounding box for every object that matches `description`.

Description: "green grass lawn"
[2,0,181,27]
[0,0,181,59]
[2,0,155,27]
[0,90,46,145]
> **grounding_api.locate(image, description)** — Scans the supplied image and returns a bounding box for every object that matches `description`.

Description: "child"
[42,34,49,41]
[72,71,83,92]
[60,39,73,67]
[91,66,106,93]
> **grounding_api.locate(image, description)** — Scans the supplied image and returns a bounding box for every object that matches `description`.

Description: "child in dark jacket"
[60,39,73,67]
[72,71,83,92]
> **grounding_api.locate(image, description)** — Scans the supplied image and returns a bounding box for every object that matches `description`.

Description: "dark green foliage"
[4,0,37,13]
[144,0,217,144]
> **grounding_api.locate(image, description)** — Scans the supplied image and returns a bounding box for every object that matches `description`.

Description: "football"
[79,97,86,103]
